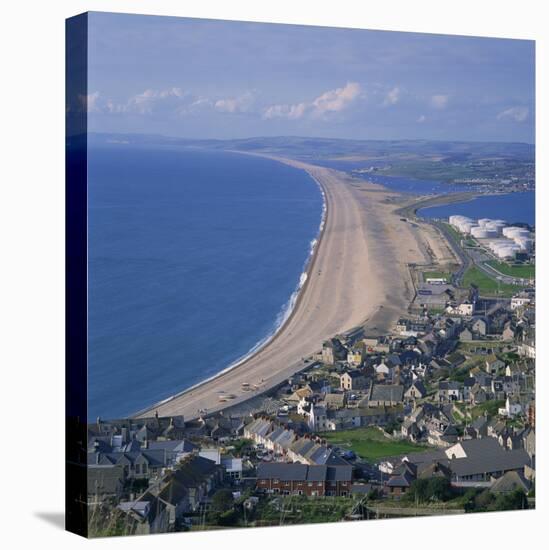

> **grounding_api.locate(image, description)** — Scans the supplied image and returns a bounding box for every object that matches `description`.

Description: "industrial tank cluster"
[448,215,534,259]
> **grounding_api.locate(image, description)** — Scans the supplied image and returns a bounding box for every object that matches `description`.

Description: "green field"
[320,427,427,462]
[487,261,535,279]
[470,399,505,420]
[462,266,522,297]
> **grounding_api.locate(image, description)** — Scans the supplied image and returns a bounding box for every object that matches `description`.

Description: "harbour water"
[88,146,323,419]
[418,191,535,226]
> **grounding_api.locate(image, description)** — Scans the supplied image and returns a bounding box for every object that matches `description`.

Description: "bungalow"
[405,438,531,485]
[445,439,531,483]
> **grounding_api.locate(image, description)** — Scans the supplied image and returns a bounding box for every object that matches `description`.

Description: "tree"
[211,488,234,513]
[491,490,528,511]
[405,477,452,504]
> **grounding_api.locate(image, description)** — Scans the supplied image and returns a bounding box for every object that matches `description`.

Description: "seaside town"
[86,210,535,536]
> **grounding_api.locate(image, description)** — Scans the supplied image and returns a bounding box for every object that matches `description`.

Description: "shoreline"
[134,156,438,421]
[132,161,329,418]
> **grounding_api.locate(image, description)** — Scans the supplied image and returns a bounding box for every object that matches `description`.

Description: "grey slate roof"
[88,465,124,495]
[450,448,530,477]
[257,463,352,482]
[370,384,404,402]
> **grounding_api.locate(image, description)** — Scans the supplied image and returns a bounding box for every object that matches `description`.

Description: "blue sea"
[88,147,323,419]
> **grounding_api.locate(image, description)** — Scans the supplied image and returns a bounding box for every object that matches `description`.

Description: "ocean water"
[88,146,323,419]
[418,191,535,226]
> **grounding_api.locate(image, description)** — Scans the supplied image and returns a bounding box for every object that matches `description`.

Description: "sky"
[87,12,535,143]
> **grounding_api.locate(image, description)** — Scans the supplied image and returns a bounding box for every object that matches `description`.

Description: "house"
[498,396,522,418]
[322,338,347,365]
[222,456,243,480]
[489,470,531,494]
[518,337,536,359]
[363,336,390,354]
[447,301,474,316]
[501,321,516,341]
[404,380,427,401]
[308,403,329,432]
[198,448,243,480]
[400,418,421,441]
[88,449,168,480]
[405,438,531,485]
[368,384,404,407]
[471,317,488,336]
[444,439,530,483]
[321,393,346,410]
[459,327,474,342]
[256,463,353,497]
[155,455,223,523]
[88,465,125,504]
[375,361,392,377]
[146,439,197,465]
[511,292,532,311]
[347,347,363,367]
[469,385,487,405]
[340,370,367,391]
[384,462,417,499]
[117,498,170,535]
[485,357,505,375]
[437,381,462,403]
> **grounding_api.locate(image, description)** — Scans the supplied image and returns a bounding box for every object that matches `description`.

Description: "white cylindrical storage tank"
[484,229,499,238]
[471,227,490,239]
[514,237,533,251]
[503,226,524,238]
[496,246,518,259]
[478,218,492,228]
[485,222,506,235]
[460,221,475,234]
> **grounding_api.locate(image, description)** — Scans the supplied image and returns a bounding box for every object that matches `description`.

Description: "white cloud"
[263,102,308,120]
[263,82,361,120]
[497,106,529,122]
[431,94,449,109]
[87,87,261,118]
[417,114,426,123]
[214,91,255,113]
[125,87,186,114]
[311,82,361,116]
[383,86,400,106]
[84,91,101,113]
